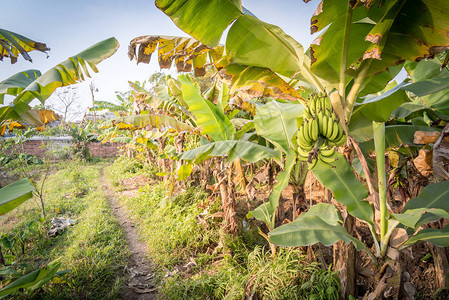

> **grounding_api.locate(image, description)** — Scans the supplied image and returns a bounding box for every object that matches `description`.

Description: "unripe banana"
[304,108,312,120]
[318,111,325,136]
[298,132,313,150]
[321,114,328,138]
[307,119,314,142]
[311,118,319,141]
[319,152,338,164]
[297,146,311,158]
[326,115,335,139]
[334,133,347,146]
[298,152,309,161]
[308,158,318,170]
[334,125,343,142]
[329,121,340,141]
[307,98,314,114]
[301,123,312,144]
[315,96,322,113]
[312,97,318,114]
[324,96,333,112]
[320,147,335,157]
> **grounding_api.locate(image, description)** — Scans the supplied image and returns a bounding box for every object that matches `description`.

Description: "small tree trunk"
[276,196,286,226]
[215,161,239,236]
[292,186,305,221]
[0,245,5,266]
[333,213,356,298]
[429,243,449,289]
[157,137,166,172]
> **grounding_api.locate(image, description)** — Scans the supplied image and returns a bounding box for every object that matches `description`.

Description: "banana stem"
[344,59,372,123]
[301,61,325,93]
[350,137,375,194]
[314,135,326,149]
[373,121,388,250]
[339,2,353,101]
[369,224,381,258]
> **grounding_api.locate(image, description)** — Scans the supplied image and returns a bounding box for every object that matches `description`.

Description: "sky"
[2,0,319,120]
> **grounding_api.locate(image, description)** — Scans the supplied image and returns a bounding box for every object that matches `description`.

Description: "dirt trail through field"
[100,168,157,300]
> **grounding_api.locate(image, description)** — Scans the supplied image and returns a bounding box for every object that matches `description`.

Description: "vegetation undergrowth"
[106,158,340,299]
[0,160,129,299]
[107,156,158,186]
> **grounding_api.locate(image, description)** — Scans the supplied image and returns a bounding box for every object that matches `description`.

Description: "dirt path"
[100,168,157,300]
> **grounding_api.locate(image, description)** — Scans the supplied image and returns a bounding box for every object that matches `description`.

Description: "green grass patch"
[107,156,157,186]
[0,160,129,299]
[162,246,340,300]
[106,158,341,299]
[114,180,220,267]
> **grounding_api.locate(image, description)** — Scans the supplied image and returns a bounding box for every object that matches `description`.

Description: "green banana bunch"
[297,94,346,169]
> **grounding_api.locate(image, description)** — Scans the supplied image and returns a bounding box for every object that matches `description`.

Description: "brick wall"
[3,138,124,159]
[87,142,124,158]
[4,140,50,158]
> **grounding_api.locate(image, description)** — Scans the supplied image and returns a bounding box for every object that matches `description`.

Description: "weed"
[162,246,340,300]
[107,156,157,185]
[0,161,129,299]
[116,181,219,267]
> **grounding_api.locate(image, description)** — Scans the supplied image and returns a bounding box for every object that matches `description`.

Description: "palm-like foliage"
[0,29,49,64]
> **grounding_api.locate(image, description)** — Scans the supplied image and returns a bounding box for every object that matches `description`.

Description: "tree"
[130,0,449,297]
[50,86,82,122]
[89,81,98,124]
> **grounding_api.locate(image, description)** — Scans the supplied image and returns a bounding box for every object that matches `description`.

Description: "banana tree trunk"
[175,132,185,170]
[214,159,239,236]
[333,213,356,298]
[200,160,212,190]
[429,243,449,289]
[0,245,5,266]
[157,137,166,172]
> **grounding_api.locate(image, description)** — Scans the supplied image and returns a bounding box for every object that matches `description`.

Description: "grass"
[161,247,340,300]
[106,157,341,300]
[107,156,158,186]
[0,160,129,299]
[106,174,220,267]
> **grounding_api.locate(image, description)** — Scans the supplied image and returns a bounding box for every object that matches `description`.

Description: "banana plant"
[0,29,49,64]
[0,178,34,216]
[154,0,449,296]
[0,37,119,125]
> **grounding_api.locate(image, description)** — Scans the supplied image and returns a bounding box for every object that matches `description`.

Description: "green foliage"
[248,149,296,229]
[112,179,218,267]
[254,100,304,153]
[1,37,119,124]
[0,261,63,298]
[0,161,129,299]
[162,247,340,300]
[312,153,373,226]
[107,156,157,185]
[0,178,34,216]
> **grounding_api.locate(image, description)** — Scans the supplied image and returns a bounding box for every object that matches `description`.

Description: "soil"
[100,168,157,300]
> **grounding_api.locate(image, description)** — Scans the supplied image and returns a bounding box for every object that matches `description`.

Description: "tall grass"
[106,158,341,299]
[0,160,129,299]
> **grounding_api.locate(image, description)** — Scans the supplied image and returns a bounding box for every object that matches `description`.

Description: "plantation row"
[2,0,449,298]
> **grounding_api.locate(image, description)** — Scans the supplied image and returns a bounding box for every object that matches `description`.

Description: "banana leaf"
[0,70,41,104]
[0,37,119,124]
[155,0,242,47]
[401,224,449,249]
[0,28,49,64]
[181,140,282,164]
[0,178,35,216]
[179,75,235,141]
[248,149,298,229]
[254,100,304,153]
[312,152,373,226]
